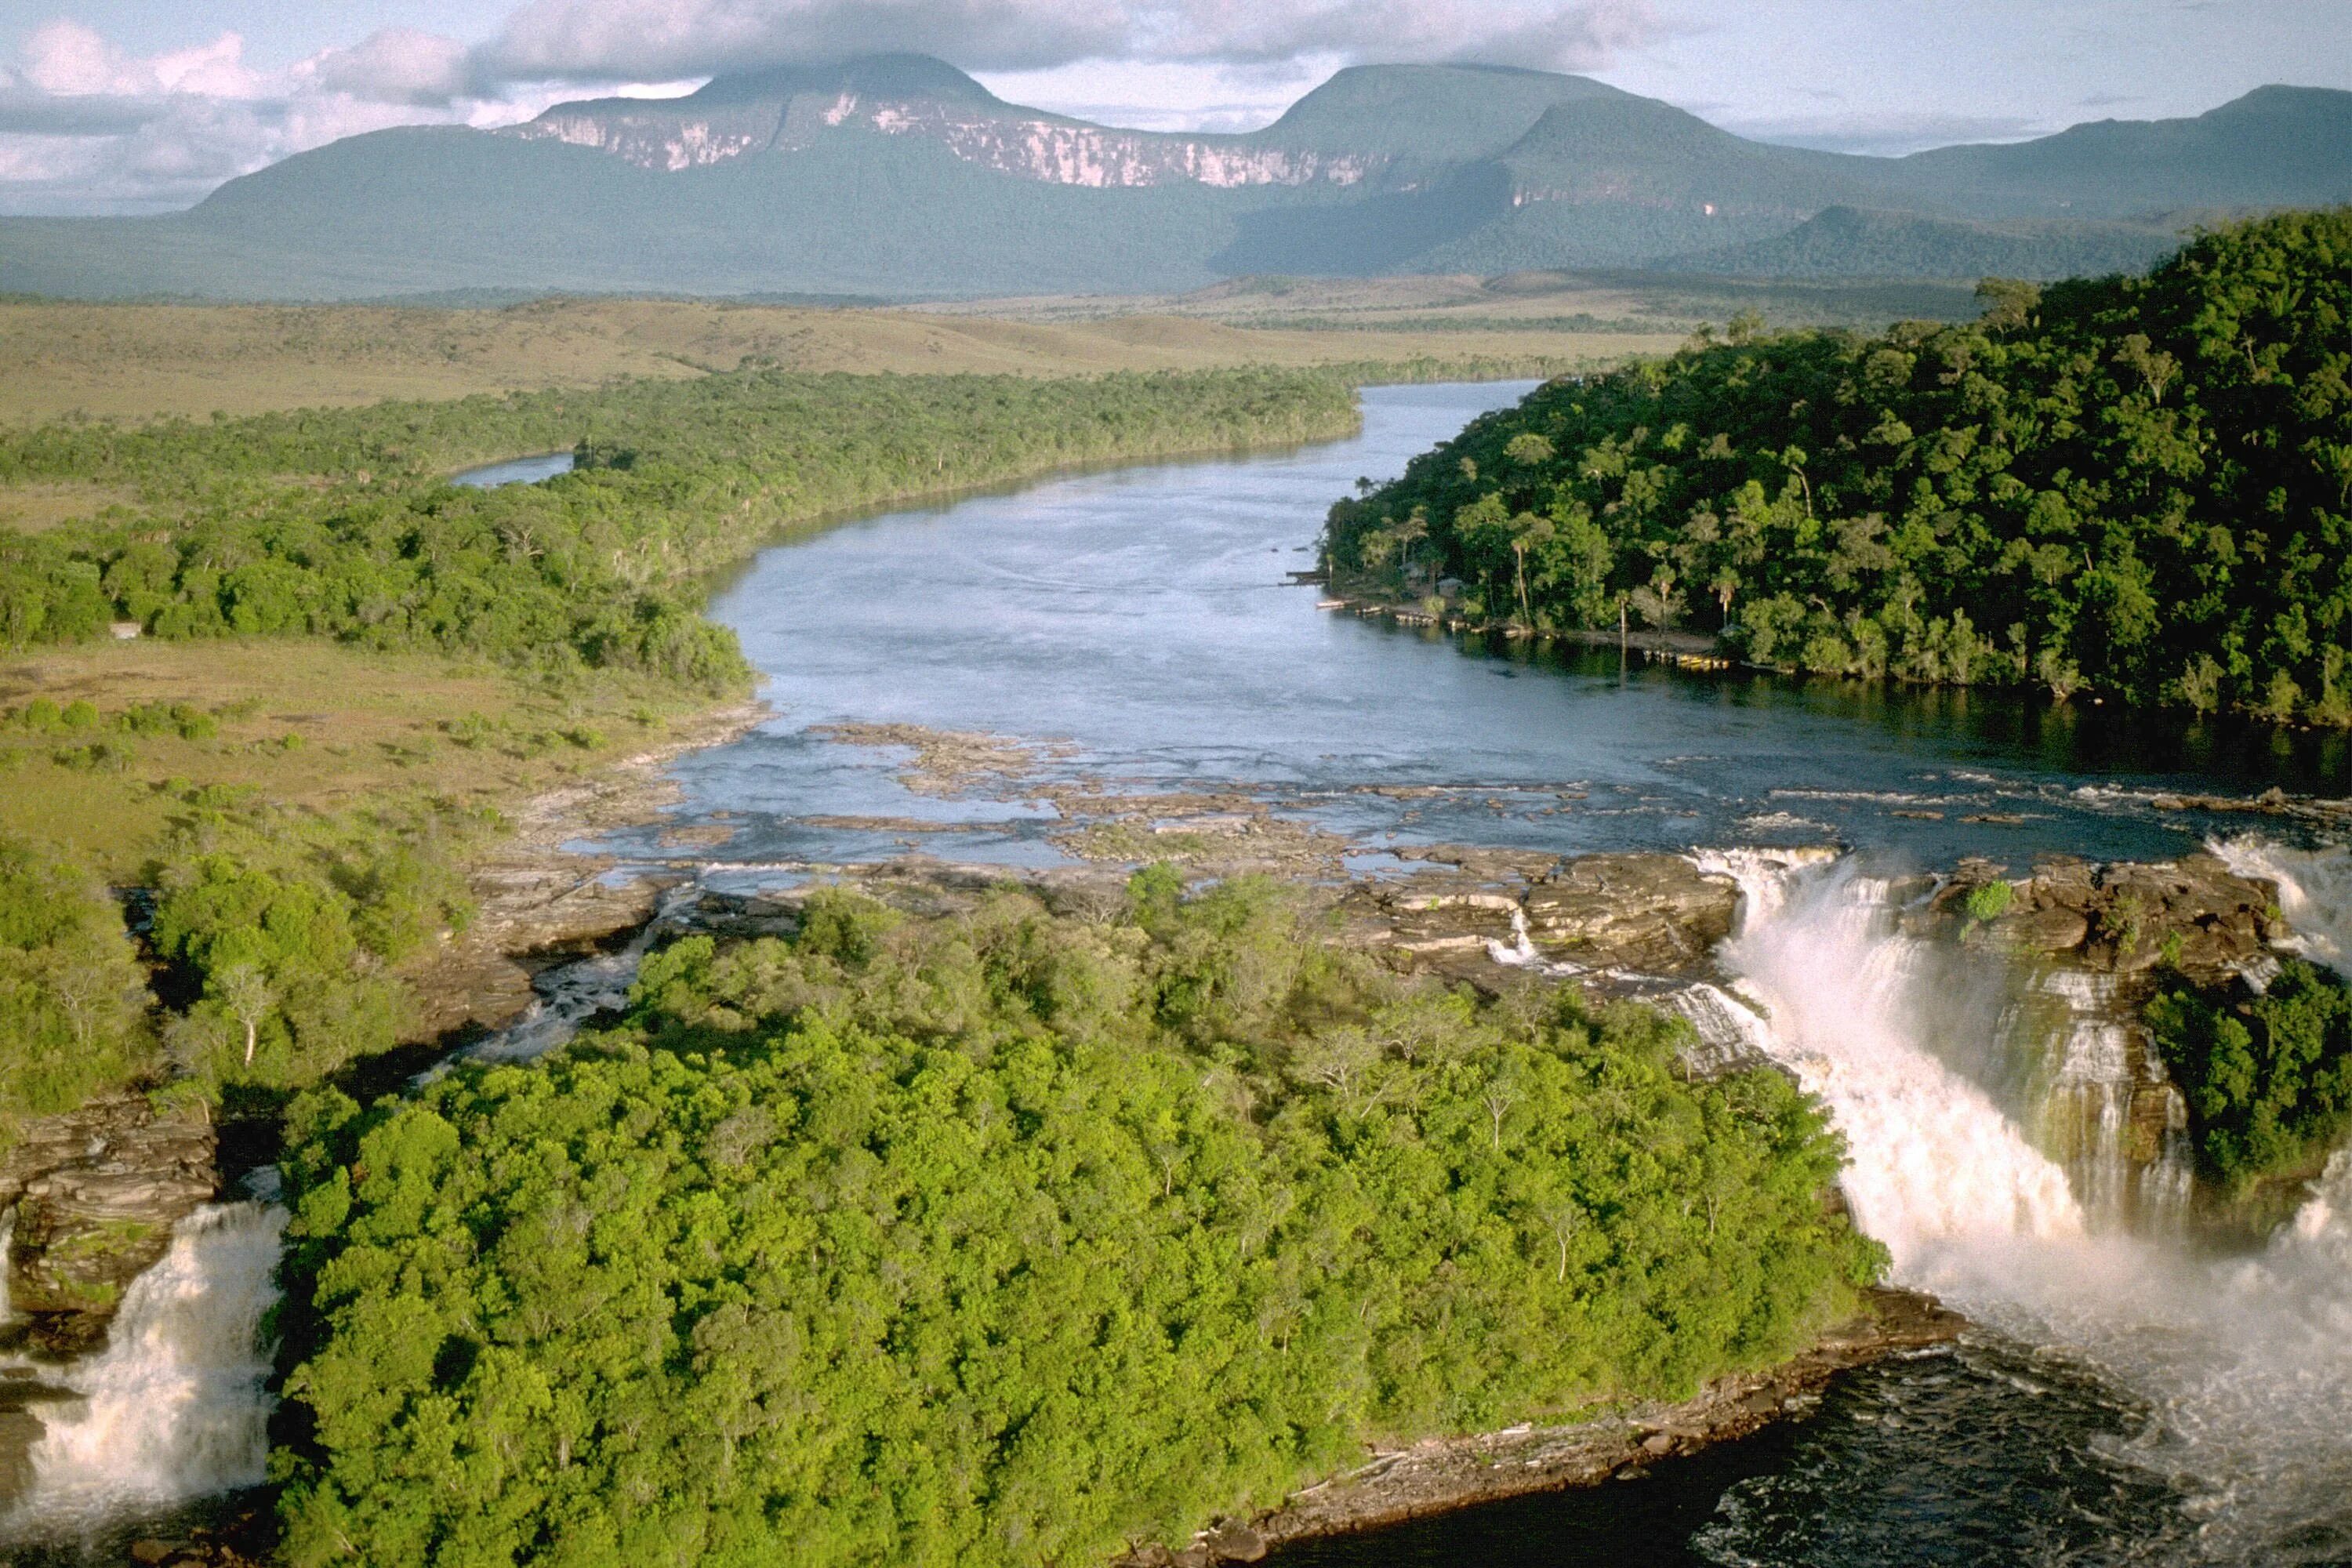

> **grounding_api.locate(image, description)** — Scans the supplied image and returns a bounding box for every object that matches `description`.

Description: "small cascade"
[1,1203,287,1544]
[2213,836,2352,978]
[1701,851,2083,1265]
[2007,967,2194,1234]
[0,1206,14,1324]
[427,881,696,1079]
[1482,905,1544,971]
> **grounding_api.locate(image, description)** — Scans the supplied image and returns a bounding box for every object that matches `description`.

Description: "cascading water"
[2212,835,2352,978]
[1700,852,2083,1261]
[0,884,697,1556]
[1700,844,2352,1565]
[0,1203,287,1546]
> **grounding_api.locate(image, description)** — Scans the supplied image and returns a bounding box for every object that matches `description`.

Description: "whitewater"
[1702,840,2352,1565]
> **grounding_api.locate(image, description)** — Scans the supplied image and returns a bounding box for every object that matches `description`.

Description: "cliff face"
[2,1096,217,1356]
[507,89,1379,189]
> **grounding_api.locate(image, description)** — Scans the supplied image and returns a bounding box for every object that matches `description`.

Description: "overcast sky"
[1,0,2345,213]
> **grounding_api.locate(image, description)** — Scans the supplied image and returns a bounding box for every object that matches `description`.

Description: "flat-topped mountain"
[3,56,2346,299]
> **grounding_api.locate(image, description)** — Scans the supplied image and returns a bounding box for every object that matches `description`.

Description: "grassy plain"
[0,293,1675,424]
[0,638,709,880]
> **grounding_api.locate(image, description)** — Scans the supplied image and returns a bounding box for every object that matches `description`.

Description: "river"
[14,382,2352,1563]
[596,380,2352,1565]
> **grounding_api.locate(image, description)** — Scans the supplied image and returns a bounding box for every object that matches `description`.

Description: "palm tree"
[1394,507,1430,590]
[1508,511,1553,626]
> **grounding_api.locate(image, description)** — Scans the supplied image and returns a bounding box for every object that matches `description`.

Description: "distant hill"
[2,56,2347,300]
[1667,206,2183,279]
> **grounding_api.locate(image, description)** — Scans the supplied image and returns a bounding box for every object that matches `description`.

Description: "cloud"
[481,0,1675,78]
[0,19,532,215]
[300,28,479,107]
[1726,110,2048,158]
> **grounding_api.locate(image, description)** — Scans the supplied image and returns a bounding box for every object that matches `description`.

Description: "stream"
[13,382,2352,1564]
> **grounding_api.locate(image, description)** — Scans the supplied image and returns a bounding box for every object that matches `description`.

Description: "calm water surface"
[451,450,575,488]
[601,381,2352,880]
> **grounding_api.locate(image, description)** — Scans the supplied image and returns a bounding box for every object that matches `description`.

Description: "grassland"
[0,639,714,880]
[0,293,1675,425]
[929,270,1987,332]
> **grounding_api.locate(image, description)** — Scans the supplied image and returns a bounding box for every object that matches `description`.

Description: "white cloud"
[300,28,477,107]
[0,18,543,214]
[481,0,1674,78]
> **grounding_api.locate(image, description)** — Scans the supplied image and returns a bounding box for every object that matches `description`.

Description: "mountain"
[1663,205,2184,279]
[2,57,2346,300]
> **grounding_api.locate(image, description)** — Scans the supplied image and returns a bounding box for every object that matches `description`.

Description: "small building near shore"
[108,621,142,641]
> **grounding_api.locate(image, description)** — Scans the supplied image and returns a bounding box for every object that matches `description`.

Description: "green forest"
[1323,209,2352,723]
[270,876,1881,1567]
[2146,956,2352,1187]
[2,366,1356,691]
[0,367,1356,1132]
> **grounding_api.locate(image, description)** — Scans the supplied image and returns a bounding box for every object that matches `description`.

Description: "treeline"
[270,875,1881,1567]
[1324,209,2352,722]
[2,367,1358,692]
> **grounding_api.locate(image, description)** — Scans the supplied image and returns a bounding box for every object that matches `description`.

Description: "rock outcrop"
[2,1095,217,1356]
[1120,1288,1962,1565]
[1940,851,2278,982]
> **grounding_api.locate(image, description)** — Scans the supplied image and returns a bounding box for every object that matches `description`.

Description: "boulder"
[1522,855,1739,973]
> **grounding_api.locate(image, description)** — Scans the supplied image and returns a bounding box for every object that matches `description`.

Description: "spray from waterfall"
[1703,840,2352,1563]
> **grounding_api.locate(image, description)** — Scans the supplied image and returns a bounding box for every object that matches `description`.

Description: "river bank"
[1127,1288,1963,1566]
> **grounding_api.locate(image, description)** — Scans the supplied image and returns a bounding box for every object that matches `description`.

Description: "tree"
[216,963,277,1068]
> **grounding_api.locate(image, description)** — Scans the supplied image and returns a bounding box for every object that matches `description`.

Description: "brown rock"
[1,1095,217,1355]
[1992,905,2091,953]
[1204,1523,1268,1563]
[1521,855,1739,973]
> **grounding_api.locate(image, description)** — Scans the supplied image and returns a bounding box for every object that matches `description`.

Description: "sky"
[0,0,2345,214]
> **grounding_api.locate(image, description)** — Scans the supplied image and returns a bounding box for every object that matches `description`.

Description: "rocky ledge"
[1121,1287,1962,1566]
[1,1094,217,1356]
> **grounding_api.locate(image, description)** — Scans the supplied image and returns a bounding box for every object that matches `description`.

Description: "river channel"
[16,382,2352,1564]
[595,382,2352,886]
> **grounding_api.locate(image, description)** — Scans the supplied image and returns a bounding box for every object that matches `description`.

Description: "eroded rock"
[2,1095,216,1355]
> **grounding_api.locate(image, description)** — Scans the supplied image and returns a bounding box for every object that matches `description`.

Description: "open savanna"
[0,293,1668,425]
[931,269,1987,332]
[0,637,714,880]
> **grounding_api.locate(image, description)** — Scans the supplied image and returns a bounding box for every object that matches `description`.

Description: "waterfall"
[1,1203,286,1544]
[1704,840,2352,1561]
[1701,852,2082,1265]
[0,1207,14,1324]
[2212,835,2352,978]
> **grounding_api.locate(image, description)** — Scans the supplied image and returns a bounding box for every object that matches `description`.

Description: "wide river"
[578,382,2352,1566]
[601,381,2352,884]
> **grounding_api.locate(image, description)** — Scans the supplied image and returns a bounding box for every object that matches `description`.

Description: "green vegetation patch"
[0,367,1359,698]
[272,874,1881,1567]
[2146,957,2352,1188]
[1325,209,2352,724]
[0,831,153,1129]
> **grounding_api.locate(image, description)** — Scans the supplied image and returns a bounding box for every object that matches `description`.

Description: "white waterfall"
[1,1202,287,1543]
[1701,852,2083,1264]
[1704,841,2352,1561]
[2213,835,2352,978]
